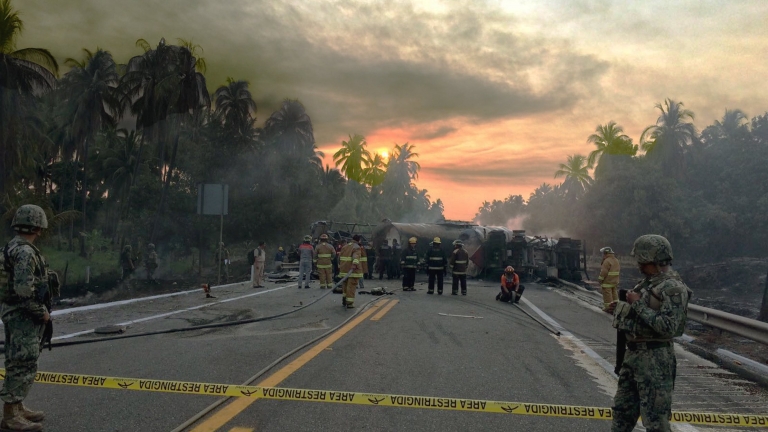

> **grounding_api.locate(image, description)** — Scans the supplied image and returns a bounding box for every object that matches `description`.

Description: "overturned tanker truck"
[372,220,586,282]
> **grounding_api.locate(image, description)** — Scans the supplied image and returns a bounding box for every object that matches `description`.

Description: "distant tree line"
[0,0,443,261]
[476,100,768,263]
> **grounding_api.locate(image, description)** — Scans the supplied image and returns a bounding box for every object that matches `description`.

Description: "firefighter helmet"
[630,235,673,264]
[11,205,48,231]
[409,237,417,244]
[600,247,614,254]
[304,235,312,242]
[319,234,329,241]
[433,237,441,244]
[505,266,515,273]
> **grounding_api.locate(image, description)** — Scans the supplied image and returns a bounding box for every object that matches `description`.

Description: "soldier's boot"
[18,405,43,423]
[1,403,43,432]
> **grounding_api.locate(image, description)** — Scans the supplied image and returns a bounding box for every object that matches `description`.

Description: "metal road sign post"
[197,184,229,286]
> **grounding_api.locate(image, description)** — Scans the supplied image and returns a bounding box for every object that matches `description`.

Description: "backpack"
[247,249,255,264]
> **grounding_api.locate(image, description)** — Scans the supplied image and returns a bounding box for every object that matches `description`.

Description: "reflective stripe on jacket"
[314,243,336,269]
[425,248,446,271]
[599,254,620,288]
[401,247,418,268]
[449,248,469,275]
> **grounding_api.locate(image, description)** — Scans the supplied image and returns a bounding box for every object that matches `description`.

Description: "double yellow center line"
[191,297,398,431]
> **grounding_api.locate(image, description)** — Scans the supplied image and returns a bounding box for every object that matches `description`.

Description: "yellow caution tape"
[2,369,766,426]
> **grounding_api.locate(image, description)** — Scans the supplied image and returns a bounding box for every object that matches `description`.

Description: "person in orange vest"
[496,266,525,303]
[313,234,335,289]
[598,246,621,311]
[339,235,364,308]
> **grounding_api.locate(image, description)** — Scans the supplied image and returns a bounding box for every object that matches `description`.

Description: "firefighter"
[425,237,447,295]
[401,237,418,291]
[339,235,364,308]
[449,240,469,295]
[359,240,369,290]
[313,234,335,289]
[497,266,525,303]
[599,246,621,312]
[334,239,346,279]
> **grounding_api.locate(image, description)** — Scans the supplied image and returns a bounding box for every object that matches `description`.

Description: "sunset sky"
[19,0,768,220]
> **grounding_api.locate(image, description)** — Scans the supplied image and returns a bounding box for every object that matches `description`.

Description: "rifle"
[37,271,59,351]
[615,289,627,375]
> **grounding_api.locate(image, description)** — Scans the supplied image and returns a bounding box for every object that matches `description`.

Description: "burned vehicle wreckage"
[307,220,586,282]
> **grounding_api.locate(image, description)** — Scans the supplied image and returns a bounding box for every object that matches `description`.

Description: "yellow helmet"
[409,237,417,244]
[433,237,441,244]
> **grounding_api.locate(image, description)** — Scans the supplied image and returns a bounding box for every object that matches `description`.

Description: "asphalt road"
[7,275,768,432]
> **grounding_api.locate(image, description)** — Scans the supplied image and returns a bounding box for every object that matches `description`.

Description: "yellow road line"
[370,300,398,321]
[228,428,253,432]
[190,301,385,432]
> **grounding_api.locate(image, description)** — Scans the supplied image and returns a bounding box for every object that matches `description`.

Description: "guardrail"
[557,278,768,346]
[687,304,768,345]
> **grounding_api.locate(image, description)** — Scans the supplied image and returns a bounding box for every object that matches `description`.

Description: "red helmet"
[505,266,515,273]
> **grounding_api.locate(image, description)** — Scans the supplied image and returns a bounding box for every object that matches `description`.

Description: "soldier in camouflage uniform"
[610,234,692,432]
[0,205,57,431]
[145,243,158,283]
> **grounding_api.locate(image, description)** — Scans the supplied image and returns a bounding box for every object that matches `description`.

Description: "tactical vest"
[0,237,47,304]
[624,270,692,341]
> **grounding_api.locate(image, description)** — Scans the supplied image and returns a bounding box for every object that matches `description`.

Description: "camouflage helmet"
[631,234,673,264]
[11,205,48,231]
[123,245,132,252]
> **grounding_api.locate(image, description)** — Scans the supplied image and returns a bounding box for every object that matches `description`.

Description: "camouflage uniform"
[0,205,53,431]
[612,235,691,432]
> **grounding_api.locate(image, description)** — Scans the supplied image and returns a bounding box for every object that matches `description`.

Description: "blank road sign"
[197,184,229,215]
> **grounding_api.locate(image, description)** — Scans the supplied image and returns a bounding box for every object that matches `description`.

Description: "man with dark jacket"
[401,237,418,291]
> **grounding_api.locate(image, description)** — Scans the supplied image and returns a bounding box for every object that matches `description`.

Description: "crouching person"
[496,266,525,303]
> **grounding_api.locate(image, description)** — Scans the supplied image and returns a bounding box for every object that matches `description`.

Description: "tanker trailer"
[371,220,477,270]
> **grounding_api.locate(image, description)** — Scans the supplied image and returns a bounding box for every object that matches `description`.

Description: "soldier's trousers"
[344,277,360,306]
[0,312,43,403]
[317,267,333,289]
[612,345,676,432]
[298,260,312,287]
[452,274,467,294]
[428,270,444,293]
[402,268,416,288]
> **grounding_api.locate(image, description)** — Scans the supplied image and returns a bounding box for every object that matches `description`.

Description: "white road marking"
[52,284,296,341]
[520,295,701,432]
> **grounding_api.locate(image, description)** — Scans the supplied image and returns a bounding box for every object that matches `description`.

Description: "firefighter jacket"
[425,247,447,271]
[339,242,364,278]
[313,242,335,269]
[599,253,620,289]
[449,248,469,275]
[401,246,418,268]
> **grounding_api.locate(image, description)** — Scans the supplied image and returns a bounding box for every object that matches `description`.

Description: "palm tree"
[640,99,697,172]
[587,121,635,166]
[713,109,748,143]
[0,0,59,197]
[214,78,257,135]
[264,99,315,158]
[390,142,421,180]
[554,154,593,198]
[333,134,370,183]
[363,153,386,187]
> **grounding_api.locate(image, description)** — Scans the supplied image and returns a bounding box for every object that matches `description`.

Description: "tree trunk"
[57,163,66,250]
[80,136,90,257]
[69,156,78,252]
[150,123,180,243]
[759,267,768,322]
